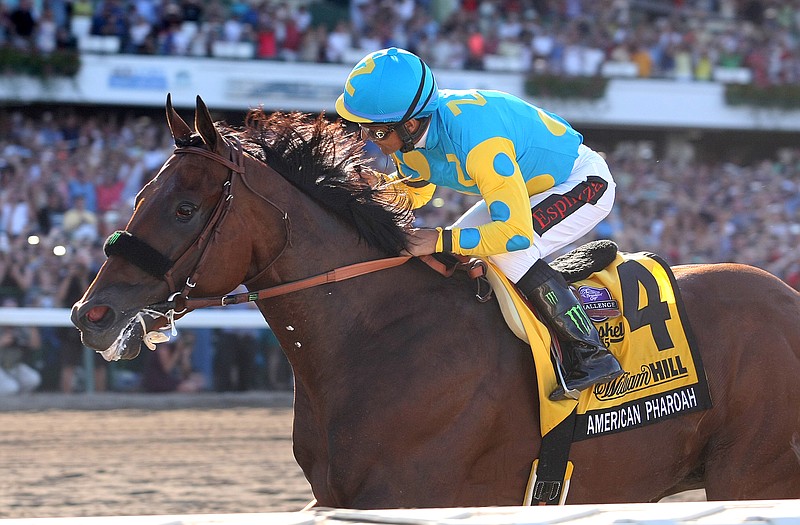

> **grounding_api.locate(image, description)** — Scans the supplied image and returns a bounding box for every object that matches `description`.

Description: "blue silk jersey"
[391,89,583,257]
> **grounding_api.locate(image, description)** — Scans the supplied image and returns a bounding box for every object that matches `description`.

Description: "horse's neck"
[253,255,439,398]
[241,164,444,395]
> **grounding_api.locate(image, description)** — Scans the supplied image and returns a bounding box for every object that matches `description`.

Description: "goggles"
[359,123,398,141]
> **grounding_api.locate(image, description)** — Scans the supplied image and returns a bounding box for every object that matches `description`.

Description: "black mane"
[221,111,414,256]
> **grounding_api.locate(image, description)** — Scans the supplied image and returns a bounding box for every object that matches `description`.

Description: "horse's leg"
[291,377,332,505]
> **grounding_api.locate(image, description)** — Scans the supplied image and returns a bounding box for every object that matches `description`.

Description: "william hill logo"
[593,356,689,401]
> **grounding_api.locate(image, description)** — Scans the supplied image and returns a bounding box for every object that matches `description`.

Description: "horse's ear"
[165,93,193,145]
[195,95,222,152]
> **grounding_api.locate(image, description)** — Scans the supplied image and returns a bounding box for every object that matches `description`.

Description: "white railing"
[1,499,798,524]
[0,307,266,328]
[0,307,270,393]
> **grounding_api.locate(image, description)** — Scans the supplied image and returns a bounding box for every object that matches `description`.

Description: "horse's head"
[71,95,265,360]
[73,94,415,361]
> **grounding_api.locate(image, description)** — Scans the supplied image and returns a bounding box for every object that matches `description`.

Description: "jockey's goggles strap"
[104,230,173,278]
[399,57,434,124]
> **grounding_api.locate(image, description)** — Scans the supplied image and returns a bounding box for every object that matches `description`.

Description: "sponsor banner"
[574,382,711,440]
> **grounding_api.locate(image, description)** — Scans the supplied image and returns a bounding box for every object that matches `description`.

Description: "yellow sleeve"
[440,137,535,256]
[382,170,436,209]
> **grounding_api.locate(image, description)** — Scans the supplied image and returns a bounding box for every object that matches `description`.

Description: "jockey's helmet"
[336,47,439,124]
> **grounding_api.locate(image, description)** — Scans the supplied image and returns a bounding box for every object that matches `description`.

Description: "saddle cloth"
[485,250,712,439]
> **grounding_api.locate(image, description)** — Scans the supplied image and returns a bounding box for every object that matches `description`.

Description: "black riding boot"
[517,259,623,401]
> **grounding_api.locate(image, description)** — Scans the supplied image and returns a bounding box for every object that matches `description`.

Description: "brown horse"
[71,95,800,508]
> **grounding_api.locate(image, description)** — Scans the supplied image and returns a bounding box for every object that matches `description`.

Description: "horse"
[71,95,800,508]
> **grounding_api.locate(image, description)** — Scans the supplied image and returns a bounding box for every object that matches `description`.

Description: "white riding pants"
[452,144,615,283]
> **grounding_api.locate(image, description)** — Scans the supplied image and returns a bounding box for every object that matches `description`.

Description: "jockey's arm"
[436,138,537,257]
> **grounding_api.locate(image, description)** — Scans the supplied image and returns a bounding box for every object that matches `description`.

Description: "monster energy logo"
[545,290,558,305]
[565,304,593,335]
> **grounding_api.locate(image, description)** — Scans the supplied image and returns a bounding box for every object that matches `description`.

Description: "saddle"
[448,241,711,506]
[550,239,619,283]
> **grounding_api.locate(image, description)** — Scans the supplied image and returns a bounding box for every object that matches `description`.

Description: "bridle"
[103,136,412,331]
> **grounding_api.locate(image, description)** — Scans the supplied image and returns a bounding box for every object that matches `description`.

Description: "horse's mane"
[221,110,415,256]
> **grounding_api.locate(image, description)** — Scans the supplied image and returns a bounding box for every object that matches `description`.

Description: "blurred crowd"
[1,107,799,395]
[2,0,800,84]
[0,107,295,394]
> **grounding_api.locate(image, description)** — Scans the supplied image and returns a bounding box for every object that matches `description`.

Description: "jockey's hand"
[401,228,439,257]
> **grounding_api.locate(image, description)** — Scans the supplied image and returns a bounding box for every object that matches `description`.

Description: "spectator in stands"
[8,0,37,48]
[180,0,204,24]
[277,7,304,61]
[34,187,67,239]
[62,195,99,244]
[141,333,205,393]
[0,176,34,243]
[298,25,327,63]
[336,47,623,399]
[90,0,127,39]
[325,21,352,63]
[0,297,42,395]
[126,10,154,54]
[212,326,259,392]
[255,18,278,60]
[66,167,97,212]
[35,7,58,54]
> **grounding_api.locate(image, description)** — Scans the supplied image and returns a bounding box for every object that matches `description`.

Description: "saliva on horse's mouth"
[99,310,175,362]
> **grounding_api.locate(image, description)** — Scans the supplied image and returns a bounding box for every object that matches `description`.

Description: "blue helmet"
[336,48,439,124]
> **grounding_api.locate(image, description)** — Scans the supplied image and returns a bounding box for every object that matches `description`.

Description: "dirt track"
[0,392,702,519]
[0,392,312,519]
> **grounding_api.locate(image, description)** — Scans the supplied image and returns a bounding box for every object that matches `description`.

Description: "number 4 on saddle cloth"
[482,240,713,506]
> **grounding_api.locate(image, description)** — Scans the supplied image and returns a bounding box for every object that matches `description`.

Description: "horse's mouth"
[98,318,146,361]
[77,305,174,361]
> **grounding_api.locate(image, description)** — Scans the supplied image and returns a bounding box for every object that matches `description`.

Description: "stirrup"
[551,360,580,401]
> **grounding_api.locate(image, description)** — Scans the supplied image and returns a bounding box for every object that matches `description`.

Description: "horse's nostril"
[86,305,109,323]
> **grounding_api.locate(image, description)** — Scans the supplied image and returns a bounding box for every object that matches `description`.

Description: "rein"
[172,255,412,311]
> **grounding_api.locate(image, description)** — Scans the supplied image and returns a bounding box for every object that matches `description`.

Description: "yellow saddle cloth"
[486,251,712,439]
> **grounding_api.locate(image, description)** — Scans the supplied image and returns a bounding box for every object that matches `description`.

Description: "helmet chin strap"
[396,117,430,153]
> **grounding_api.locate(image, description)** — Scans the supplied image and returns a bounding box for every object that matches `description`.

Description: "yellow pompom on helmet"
[336,47,439,126]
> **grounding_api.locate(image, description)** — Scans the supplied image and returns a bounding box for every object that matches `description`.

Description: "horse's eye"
[176,202,197,221]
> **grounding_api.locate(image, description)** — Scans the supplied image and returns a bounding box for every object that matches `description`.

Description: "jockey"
[336,47,622,400]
